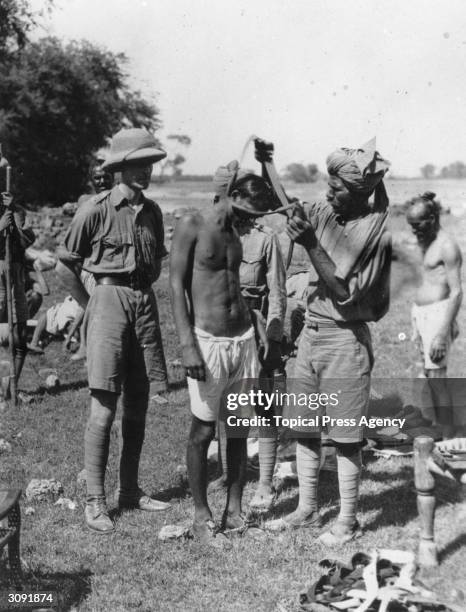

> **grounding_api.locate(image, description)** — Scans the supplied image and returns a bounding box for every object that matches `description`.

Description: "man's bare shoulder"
[438,229,462,263]
[176,210,205,233]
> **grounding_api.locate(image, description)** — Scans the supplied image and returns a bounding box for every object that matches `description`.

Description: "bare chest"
[422,241,445,274]
[194,228,243,272]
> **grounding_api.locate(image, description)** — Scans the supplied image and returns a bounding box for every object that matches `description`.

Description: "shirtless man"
[407,192,463,435]
[170,164,273,547]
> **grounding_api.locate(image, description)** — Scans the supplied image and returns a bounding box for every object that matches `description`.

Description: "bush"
[0,36,160,205]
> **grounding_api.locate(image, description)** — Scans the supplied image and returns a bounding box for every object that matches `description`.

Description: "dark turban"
[326,137,390,192]
[326,138,390,210]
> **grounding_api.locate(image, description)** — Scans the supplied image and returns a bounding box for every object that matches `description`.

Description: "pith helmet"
[101,128,166,172]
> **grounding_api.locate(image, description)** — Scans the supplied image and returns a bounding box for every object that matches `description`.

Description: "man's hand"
[286,205,315,249]
[182,344,206,381]
[1,192,13,209]
[250,309,270,366]
[0,208,14,233]
[262,339,282,371]
[430,334,448,364]
[63,334,73,351]
[254,138,274,163]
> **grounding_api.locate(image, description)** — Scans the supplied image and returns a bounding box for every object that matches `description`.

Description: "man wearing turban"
[269,139,392,545]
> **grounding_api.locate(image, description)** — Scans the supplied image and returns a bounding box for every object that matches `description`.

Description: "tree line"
[0,0,173,205]
[282,163,322,183]
[420,162,466,180]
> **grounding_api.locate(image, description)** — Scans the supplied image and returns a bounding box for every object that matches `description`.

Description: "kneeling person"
[28,295,83,354]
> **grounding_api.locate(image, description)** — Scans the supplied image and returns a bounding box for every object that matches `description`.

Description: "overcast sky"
[34,0,466,177]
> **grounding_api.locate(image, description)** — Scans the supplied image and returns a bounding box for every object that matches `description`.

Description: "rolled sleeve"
[265,233,287,341]
[60,202,99,265]
[337,231,392,309]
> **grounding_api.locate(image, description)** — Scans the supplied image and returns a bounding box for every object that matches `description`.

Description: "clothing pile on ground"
[298,549,464,612]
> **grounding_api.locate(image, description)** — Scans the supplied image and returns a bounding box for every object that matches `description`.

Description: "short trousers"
[187,326,260,423]
[412,300,457,370]
[285,319,373,443]
[46,296,82,336]
[0,261,28,324]
[84,284,168,395]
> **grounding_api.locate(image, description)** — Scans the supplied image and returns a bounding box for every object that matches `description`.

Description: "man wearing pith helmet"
[57,127,171,533]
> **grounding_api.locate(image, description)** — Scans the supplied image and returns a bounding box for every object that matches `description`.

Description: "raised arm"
[169,214,205,381]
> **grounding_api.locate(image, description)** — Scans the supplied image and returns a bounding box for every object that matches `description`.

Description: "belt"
[306,318,365,330]
[95,274,150,291]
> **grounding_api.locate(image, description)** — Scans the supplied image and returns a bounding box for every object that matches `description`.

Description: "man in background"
[0,192,35,395]
[407,192,463,437]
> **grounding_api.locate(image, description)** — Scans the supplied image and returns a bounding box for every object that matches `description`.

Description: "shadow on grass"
[1,569,92,611]
[39,379,88,396]
[438,532,466,564]
[150,480,191,503]
[368,393,404,417]
[266,471,340,525]
[264,460,461,533]
[110,478,192,520]
[360,465,462,532]
[23,379,88,400]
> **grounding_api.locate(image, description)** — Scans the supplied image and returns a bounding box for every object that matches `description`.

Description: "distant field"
[148,177,466,215]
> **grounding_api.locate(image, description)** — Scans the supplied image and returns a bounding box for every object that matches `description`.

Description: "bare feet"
[191,519,232,550]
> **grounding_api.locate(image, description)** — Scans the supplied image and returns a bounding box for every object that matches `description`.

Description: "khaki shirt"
[305,201,392,323]
[240,225,286,342]
[60,185,167,285]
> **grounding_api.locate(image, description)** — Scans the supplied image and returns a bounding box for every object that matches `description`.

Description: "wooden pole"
[413,436,438,566]
[4,165,18,406]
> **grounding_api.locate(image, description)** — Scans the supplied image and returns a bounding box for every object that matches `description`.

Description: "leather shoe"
[118,489,171,512]
[85,497,114,534]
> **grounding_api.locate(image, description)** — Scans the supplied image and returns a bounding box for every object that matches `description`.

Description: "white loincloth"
[411,299,458,370]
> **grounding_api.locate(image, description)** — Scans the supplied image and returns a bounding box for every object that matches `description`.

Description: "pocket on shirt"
[241,251,265,287]
[100,232,133,268]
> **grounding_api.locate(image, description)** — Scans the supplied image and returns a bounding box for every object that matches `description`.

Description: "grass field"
[0,180,465,611]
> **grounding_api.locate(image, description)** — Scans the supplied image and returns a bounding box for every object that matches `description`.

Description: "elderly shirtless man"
[407,192,463,434]
[170,163,275,547]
